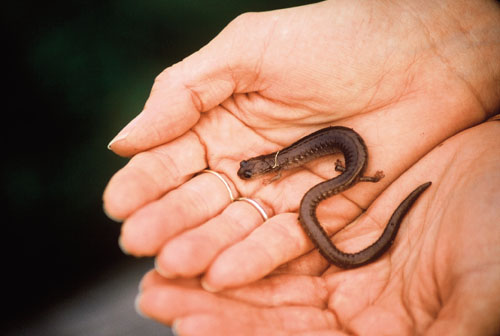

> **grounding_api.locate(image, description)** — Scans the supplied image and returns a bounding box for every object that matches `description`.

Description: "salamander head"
[237,157,275,180]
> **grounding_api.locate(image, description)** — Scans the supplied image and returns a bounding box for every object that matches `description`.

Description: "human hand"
[135,121,500,335]
[103,0,500,289]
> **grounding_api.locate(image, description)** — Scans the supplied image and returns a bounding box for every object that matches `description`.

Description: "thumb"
[107,13,265,157]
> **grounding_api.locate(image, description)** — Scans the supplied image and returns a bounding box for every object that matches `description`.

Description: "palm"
[139,122,500,335]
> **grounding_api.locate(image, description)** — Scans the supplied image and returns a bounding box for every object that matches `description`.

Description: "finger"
[221,274,328,309]
[140,270,328,310]
[201,213,312,291]
[108,13,266,156]
[139,269,163,290]
[137,284,337,334]
[137,284,245,326]
[139,270,201,291]
[174,314,287,336]
[202,195,361,291]
[119,172,238,256]
[270,249,330,277]
[107,75,202,157]
[174,312,338,336]
[294,331,347,336]
[103,131,205,220]
[154,198,272,278]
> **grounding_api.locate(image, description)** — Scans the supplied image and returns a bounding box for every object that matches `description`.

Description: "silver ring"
[202,169,235,201]
[235,197,269,221]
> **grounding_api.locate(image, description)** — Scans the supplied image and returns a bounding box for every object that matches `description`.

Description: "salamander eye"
[237,166,254,180]
[240,160,248,167]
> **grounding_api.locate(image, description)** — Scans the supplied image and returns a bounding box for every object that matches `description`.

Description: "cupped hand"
[137,121,500,335]
[103,0,500,290]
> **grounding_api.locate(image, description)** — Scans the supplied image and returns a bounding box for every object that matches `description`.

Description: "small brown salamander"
[238,126,431,268]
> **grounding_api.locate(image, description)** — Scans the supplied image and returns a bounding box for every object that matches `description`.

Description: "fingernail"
[134,294,149,319]
[172,319,182,336]
[118,236,130,255]
[107,112,143,149]
[154,258,176,279]
[137,270,151,292]
[107,131,128,149]
[201,279,220,293]
[102,203,123,223]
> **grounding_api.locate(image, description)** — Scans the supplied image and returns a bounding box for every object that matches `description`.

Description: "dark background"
[2,0,318,334]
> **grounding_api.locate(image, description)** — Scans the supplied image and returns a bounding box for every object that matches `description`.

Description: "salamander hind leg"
[359,170,385,183]
[334,159,346,172]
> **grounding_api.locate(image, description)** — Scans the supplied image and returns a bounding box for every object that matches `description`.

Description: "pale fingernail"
[118,236,130,255]
[102,203,123,223]
[201,279,220,293]
[154,258,176,279]
[172,319,182,336]
[107,112,143,149]
[137,269,154,292]
[107,131,128,149]
[134,294,149,319]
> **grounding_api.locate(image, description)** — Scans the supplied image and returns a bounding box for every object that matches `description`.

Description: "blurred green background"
[2,0,318,333]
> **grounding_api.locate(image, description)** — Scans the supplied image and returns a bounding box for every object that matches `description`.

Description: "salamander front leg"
[264,171,282,184]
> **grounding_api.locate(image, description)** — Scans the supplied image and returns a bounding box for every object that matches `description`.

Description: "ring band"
[203,169,235,201]
[201,169,269,221]
[235,197,269,221]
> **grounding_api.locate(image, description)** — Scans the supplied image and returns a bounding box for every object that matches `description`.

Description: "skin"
[143,123,500,335]
[103,0,500,334]
[239,126,431,269]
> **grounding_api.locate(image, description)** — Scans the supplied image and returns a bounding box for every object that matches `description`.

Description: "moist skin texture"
[238,126,431,268]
